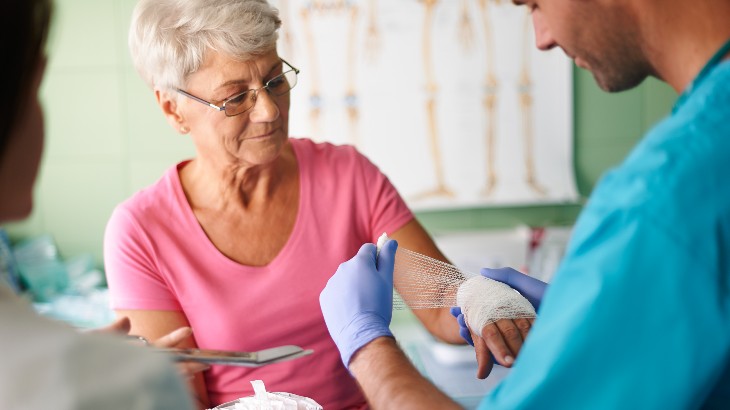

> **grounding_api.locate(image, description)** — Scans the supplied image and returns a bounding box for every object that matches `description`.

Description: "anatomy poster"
[273,0,577,210]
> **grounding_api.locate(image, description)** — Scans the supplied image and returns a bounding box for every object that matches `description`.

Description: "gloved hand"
[449,306,474,346]
[319,240,398,367]
[481,267,547,310]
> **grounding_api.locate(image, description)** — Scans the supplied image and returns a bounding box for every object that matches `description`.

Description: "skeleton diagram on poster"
[272,0,577,210]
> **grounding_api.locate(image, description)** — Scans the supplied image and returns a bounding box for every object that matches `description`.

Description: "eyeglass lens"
[223,70,298,116]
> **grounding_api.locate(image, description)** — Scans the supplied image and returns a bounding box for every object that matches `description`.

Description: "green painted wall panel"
[643,77,678,129]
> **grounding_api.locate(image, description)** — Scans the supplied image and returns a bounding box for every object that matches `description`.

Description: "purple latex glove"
[319,240,398,367]
[481,267,547,310]
[449,306,474,346]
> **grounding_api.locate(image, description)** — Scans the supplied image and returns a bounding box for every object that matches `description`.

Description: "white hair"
[129,0,281,91]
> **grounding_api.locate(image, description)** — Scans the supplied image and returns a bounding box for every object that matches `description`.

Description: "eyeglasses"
[176,59,299,117]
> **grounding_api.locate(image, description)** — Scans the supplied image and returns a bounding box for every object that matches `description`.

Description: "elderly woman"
[105,0,532,408]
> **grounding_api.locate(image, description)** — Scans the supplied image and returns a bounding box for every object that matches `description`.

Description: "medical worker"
[320,0,730,408]
[0,1,202,408]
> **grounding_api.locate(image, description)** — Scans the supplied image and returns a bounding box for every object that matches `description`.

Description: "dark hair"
[0,0,52,157]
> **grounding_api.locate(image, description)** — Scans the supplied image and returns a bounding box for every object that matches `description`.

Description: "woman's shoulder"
[112,162,187,220]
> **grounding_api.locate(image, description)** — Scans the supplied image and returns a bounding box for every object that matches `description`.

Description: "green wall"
[3,0,678,266]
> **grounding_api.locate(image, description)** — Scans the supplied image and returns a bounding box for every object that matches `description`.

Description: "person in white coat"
[0,1,199,408]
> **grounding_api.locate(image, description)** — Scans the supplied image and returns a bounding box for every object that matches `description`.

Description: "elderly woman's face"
[177,49,290,167]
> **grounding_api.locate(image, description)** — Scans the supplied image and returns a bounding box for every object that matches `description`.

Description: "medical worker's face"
[517,0,654,92]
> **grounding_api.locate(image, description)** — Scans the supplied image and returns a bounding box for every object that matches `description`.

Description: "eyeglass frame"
[175,58,300,117]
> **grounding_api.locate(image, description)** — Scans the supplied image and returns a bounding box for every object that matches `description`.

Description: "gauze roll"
[377,233,536,332]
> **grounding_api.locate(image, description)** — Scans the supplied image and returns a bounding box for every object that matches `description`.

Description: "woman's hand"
[451,308,534,377]
[150,326,211,380]
[473,317,535,376]
[92,316,209,380]
[92,315,132,335]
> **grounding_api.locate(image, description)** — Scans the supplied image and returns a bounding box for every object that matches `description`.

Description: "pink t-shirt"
[104,138,413,408]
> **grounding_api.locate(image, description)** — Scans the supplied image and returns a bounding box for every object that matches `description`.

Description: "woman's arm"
[389,219,533,367]
[117,309,210,410]
[388,219,463,343]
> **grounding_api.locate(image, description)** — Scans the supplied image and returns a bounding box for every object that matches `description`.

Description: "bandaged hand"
[320,240,397,367]
[481,267,546,310]
[450,267,545,377]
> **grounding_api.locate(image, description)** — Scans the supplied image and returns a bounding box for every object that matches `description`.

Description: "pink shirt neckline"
[170,142,306,271]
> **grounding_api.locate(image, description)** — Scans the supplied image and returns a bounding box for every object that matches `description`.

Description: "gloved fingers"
[456,312,467,328]
[479,267,516,283]
[472,330,495,379]
[376,239,398,273]
[481,266,544,292]
[457,314,474,346]
[356,243,378,265]
[460,327,474,346]
[450,307,473,345]
[479,322,515,367]
[322,243,396,367]
[480,267,546,310]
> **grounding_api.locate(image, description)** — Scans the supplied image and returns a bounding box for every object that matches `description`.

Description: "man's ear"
[155,89,189,134]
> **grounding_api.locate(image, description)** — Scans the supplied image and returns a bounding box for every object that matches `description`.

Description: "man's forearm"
[349,337,462,410]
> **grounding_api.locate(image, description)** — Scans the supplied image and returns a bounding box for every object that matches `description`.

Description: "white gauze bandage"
[377,233,536,332]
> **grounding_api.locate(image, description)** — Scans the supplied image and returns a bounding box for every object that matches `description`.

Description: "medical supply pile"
[211,380,322,410]
[377,233,536,332]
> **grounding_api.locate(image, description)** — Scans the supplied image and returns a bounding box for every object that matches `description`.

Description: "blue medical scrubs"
[480,60,730,409]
